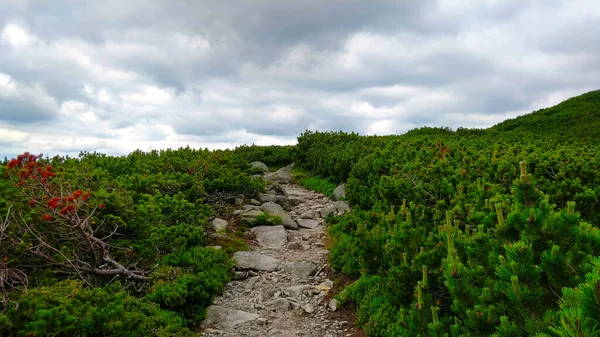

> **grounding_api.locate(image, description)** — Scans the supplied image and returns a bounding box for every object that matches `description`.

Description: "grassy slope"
[490,90,600,139]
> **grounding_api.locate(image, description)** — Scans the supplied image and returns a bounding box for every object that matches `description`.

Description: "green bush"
[146,247,232,320]
[0,280,197,337]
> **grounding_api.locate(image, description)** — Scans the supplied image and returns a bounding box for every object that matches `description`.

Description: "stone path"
[201,168,357,337]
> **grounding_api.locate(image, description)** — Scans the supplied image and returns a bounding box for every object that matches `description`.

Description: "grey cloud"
[0,0,599,157]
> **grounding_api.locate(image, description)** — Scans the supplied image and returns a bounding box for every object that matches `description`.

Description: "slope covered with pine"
[289,90,600,336]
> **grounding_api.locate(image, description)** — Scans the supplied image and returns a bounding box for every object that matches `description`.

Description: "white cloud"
[1,24,35,47]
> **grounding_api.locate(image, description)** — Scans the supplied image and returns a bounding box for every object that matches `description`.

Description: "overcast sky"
[1,0,599,158]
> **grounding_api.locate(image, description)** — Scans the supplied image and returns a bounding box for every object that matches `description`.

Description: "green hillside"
[491,90,600,139]
[291,90,600,336]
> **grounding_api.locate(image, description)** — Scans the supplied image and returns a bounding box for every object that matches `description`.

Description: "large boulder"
[261,202,298,229]
[201,305,259,329]
[333,183,346,201]
[251,225,288,249]
[251,161,269,172]
[233,251,281,272]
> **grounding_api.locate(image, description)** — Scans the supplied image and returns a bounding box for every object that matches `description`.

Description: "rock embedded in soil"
[328,299,339,312]
[269,298,291,311]
[284,284,313,297]
[233,251,282,272]
[286,241,302,249]
[282,261,317,278]
[212,218,228,231]
[297,218,320,229]
[251,225,288,249]
[201,305,260,329]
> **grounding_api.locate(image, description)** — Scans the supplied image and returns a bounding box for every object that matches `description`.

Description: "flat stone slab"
[282,261,317,278]
[233,251,281,272]
[201,305,259,329]
[241,209,264,224]
[251,225,288,249]
[297,218,320,229]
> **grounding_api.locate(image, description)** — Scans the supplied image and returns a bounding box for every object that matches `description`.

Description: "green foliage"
[233,144,295,167]
[250,212,284,227]
[0,280,197,337]
[1,147,261,333]
[145,247,232,320]
[296,92,600,336]
[294,170,338,198]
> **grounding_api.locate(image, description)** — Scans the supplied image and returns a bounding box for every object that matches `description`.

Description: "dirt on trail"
[200,170,365,337]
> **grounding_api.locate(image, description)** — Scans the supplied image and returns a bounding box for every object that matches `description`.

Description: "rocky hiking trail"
[201,165,364,337]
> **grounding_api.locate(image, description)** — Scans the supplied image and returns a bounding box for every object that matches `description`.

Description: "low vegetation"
[2,90,600,336]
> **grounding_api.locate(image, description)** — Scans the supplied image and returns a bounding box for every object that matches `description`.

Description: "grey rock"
[201,305,259,329]
[333,183,346,201]
[233,251,281,272]
[261,202,298,229]
[243,204,261,211]
[299,211,316,219]
[278,163,295,173]
[250,225,288,249]
[258,193,290,210]
[211,218,228,232]
[257,318,268,325]
[266,163,295,184]
[288,198,303,207]
[234,271,248,280]
[282,261,317,278]
[286,241,302,250]
[297,218,320,229]
[334,201,351,214]
[315,280,334,291]
[319,205,336,218]
[268,183,288,197]
[208,245,222,250]
[302,303,315,314]
[251,161,269,172]
[234,209,245,215]
[234,198,244,206]
[240,209,264,224]
[268,298,291,311]
[328,298,339,312]
[284,284,312,297]
[250,198,261,206]
[258,193,277,203]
